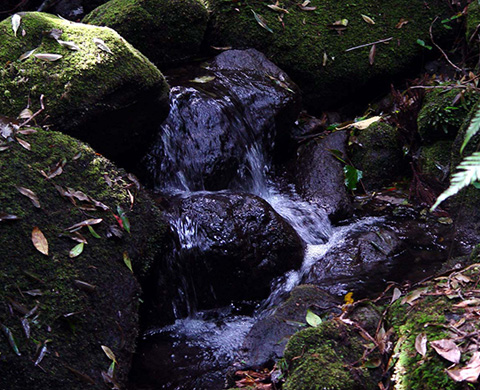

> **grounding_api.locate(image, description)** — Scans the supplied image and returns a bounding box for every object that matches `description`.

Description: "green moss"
[83,0,209,67]
[0,127,170,389]
[349,121,404,190]
[207,0,451,110]
[418,140,452,183]
[417,87,478,144]
[466,1,480,45]
[0,12,169,161]
[283,321,377,390]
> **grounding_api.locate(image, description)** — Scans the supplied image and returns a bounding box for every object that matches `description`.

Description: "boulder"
[0,124,170,389]
[0,12,169,165]
[83,0,209,67]
[417,140,452,184]
[165,192,305,309]
[143,49,301,192]
[206,0,451,111]
[349,121,404,191]
[294,130,352,220]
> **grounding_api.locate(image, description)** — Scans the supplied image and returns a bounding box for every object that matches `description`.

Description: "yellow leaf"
[344,292,354,305]
[32,227,48,256]
[101,345,117,363]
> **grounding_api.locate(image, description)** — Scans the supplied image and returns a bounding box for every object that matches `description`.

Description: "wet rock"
[143,49,301,191]
[0,127,170,390]
[349,121,404,191]
[206,0,451,111]
[237,285,341,370]
[294,130,353,220]
[83,0,209,67]
[166,192,305,309]
[0,12,169,166]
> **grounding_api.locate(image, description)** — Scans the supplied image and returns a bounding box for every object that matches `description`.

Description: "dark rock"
[237,285,341,369]
[166,192,305,309]
[349,121,404,191]
[83,0,209,67]
[294,130,352,220]
[143,49,301,192]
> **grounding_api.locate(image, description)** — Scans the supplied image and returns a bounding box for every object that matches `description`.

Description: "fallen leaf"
[117,206,130,234]
[327,19,349,31]
[17,186,40,208]
[306,309,322,327]
[453,298,480,308]
[66,366,95,385]
[18,108,34,120]
[190,76,215,83]
[395,18,409,29]
[401,287,428,305]
[66,218,103,232]
[57,40,80,51]
[32,227,48,255]
[322,52,328,66]
[430,339,461,364]
[69,242,84,258]
[11,14,21,37]
[16,128,37,135]
[369,44,376,65]
[93,38,113,54]
[447,352,480,383]
[74,280,96,293]
[415,333,427,357]
[34,53,63,62]
[87,225,101,238]
[123,252,133,272]
[16,137,31,150]
[252,10,274,33]
[45,28,63,40]
[299,4,316,11]
[352,116,382,130]
[391,287,402,303]
[41,158,66,179]
[361,14,375,24]
[267,4,289,13]
[101,345,117,363]
[1,323,21,355]
[0,212,19,221]
[19,49,36,61]
[35,344,48,366]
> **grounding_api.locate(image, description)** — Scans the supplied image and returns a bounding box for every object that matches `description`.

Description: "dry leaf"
[34,53,63,62]
[0,212,19,221]
[369,44,376,65]
[101,345,117,363]
[299,4,316,11]
[430,339,461,364]
[57,40,80,51]
[93,38,113,54]
[12,14,21,37]
[454,298,480,308]
[66,218,103,232]
[16,186,40,208]
[323,52,328,66]
[447,352,480,383]
[401,287,428,305]
[267,4,289,13]
[19,49,36,61]
[391,287,402,303]
[252,10,274,33]
[18,108,34,120]
[415,333,427,357]
[16,137,31,150]
[32,227,48,255]
[361,14,375,24]
[395,18,409,29]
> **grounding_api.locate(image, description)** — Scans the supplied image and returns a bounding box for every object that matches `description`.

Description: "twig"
[345,37,393,52]
[429,17,463,73]
[19,95,45,127]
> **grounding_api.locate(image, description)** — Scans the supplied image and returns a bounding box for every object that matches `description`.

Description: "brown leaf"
[415,333,427,357]
[41,158,66,179]
[391,287,402,303]
[401,287,428,305]
[430,339,461,364]
[66,218,103,232]
[17,186,40,208]
[369,44,376,65]
[447,352,480,383]
[32,227,48,255]
[395,18,409,29]
[16,137,31,150]
[454,298,480,308]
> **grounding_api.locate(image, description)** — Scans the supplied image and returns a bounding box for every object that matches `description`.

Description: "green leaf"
[416,39,432,50]
[461,104,480,154]
[252,10,274,33]
[344,165,363,190]
[123,252,133,273]
[87,225,101,239]
[329,149,346,164]
[431,152,480,211]
[306,309,322,327]
[69,242,84,258]
[1,323,21,356]
[116,206,130,234]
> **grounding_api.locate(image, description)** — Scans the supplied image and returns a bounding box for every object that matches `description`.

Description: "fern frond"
[460,104,480,154]
[431,151,480,211]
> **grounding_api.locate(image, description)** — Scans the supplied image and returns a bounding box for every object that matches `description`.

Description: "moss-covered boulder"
[417,87,478,144]
[349,121,404,191]
[418,140,452,184]
[0,123,170,389]
[0,12,169,164]
[206,0,451,110]
[466,1,480,48]
[83,0,209,67]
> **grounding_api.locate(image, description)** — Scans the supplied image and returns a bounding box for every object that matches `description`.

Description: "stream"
[128,50,467,390]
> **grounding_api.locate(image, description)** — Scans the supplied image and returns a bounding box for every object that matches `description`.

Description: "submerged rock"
[0,126,170,389]
[294,130,352,220]
[165,192,305,309]
[143,49,301,192]
[83,0,209,67]
[206,0,451,111]
[0,12,169,165]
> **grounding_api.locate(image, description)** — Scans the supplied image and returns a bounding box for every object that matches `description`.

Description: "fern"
[460,104,480,154]
[431,152,480,211]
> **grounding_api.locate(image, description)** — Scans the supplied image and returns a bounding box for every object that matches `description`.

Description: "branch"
[345,37,393,52]
[429,17,463,73]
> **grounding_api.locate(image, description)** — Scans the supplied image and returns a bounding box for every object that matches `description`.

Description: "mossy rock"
[349,121,404,191]
[282,320,379,390]
[466,1,480,48]
[83,0,209,67]
[0,12,169,164]
[0,125,170,389]
[417,87,478,144]
[418,140,453,184]
[206,0,451,111]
